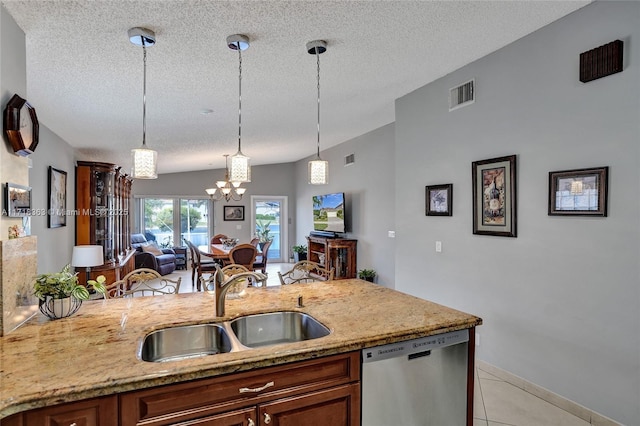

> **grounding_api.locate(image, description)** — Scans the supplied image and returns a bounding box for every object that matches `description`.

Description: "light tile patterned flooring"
[165,263,595,426]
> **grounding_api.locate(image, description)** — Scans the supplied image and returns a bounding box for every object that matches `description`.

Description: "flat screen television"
[312,192,346,236]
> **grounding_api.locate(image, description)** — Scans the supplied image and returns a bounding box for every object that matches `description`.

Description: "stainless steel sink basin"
[140,323,233,362]
[229,311,330,348]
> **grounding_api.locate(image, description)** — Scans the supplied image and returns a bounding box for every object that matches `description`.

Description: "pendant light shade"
[228,34,251,183]
[206,155,246,202]
[307,40,328,185]
[129,27,158,179]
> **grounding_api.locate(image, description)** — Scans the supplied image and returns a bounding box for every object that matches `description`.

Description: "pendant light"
[227,34,251,183]
[129,27,158,179]
[205,155,246,202]
[307,40,328,185]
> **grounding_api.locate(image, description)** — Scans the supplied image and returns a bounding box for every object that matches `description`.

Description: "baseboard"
[477,360,621,426]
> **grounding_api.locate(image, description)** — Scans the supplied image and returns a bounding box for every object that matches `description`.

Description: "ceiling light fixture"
[307,40,328,185]
[227,34,251,183]
[206,154,246,202]
[129,27,158,179]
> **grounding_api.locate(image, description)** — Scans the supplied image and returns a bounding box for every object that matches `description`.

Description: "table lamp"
[71,245,104,284]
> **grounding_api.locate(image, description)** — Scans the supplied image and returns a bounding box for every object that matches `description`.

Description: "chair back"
[229,244,258,270]
[249,237,259,247]
[252,239,272,273]
[105,268,181,298]
[278,261,335,285]
[211,234,228,245]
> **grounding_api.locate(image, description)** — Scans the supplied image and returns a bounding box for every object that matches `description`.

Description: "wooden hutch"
[75,161,135,285]
[306,235,357,280]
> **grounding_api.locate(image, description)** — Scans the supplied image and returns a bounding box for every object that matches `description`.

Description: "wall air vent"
[345,153,355,166]
[449,79,474,111]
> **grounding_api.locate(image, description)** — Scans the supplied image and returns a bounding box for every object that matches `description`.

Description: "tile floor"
[165,263,599,426]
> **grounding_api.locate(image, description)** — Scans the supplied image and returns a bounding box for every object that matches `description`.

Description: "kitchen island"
[0,279,481,423]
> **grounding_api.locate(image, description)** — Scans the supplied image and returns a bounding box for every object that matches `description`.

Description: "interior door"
[251,196,287,263]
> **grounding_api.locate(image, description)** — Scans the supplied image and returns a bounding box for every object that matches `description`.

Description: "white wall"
[294,123,396,287]
[394,2,639,424]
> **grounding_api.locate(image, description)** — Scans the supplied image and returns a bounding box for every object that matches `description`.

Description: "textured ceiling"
[2,0,589,174]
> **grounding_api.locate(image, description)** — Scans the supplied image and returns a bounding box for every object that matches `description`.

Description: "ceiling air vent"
[449,79,474,111]
[344,153,355,166]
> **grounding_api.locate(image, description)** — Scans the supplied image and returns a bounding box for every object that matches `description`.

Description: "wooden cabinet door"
[23,396,117,426]
[258,383,360,426]
[171,407,256,426]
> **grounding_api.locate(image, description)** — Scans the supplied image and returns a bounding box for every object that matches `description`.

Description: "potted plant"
[292,245,307,262]
[34,264,107,320]
[256,219,274,250]
[358,268,376,283]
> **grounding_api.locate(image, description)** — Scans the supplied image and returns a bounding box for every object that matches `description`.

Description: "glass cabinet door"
[93,168,116,262]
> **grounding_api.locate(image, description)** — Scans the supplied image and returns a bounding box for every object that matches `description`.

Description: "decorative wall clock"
[3,93,39,156]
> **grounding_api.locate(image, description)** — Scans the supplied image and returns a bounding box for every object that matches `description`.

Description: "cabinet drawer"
[120,352,359,426]
[23,395,117,426]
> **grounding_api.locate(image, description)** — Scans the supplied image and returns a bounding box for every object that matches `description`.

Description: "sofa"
[130,233,177,276]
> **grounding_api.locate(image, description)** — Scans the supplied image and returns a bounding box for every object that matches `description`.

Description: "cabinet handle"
[70,423,77,426]
[247,418,255,426]
[263,413,272,424]
[238,381,274,394]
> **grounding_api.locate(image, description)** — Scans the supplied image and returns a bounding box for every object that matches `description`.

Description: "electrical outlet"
[236,224,242,230]
[435,241,442,252]
[476,332,480,347]
[388,231,395,238]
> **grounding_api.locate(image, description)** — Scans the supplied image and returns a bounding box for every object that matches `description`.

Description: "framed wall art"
[425,184,453,216]
[548,166,608,216]
[48,166,67,228]
[4,182,32,217]
[472,154,517,237]
[223,205,244,221]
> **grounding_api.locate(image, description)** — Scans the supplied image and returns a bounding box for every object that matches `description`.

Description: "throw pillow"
[141,243,164,256]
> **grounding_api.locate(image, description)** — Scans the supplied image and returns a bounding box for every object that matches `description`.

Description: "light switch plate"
[435,241,442,252]
[236,224,242,230]
[388,231,395,238]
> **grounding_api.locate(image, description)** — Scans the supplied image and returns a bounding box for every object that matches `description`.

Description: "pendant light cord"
[316,47,321,159]
[237,44,243,153]
[142,37,148,148]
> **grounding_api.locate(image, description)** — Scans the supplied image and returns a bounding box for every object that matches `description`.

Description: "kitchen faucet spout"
[213,264,268,317]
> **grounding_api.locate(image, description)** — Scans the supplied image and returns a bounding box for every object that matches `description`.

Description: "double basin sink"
[139,311,331,362]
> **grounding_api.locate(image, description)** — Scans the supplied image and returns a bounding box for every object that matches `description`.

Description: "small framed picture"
[4,182,32,217]
[48,166,67,228]
[223,205,244,221]
[426,184,453,216]
[472,154,517,237]
[548,166,608,216]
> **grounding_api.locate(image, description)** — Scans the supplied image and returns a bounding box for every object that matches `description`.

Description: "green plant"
[358,269,376,279]
[34,265,107,301]
[292,245,307,254]
[256,219,274,243]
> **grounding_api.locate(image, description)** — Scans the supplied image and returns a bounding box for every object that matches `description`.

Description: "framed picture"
[4,182,32,217]
[223,205,244,221]
[472,155,517,237]
[48,166,67,228]
[426,184,453,216]
[548,166,608,216]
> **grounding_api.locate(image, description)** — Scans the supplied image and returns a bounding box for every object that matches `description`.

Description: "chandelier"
[206,155,246,202]
[307,40,328,185]
[129,27,158,179]
[227,34,251,183]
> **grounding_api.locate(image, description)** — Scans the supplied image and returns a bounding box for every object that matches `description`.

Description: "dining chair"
[184,239,218,290]
[228,243,258,271]
[249,237,259,247]
[252,239,272,274]
[210,234,228,245]
[105,268,181,298]
[278,261,335,285]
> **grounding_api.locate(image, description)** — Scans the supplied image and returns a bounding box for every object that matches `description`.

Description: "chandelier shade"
[307,40,328,185]
[228,34,251,183]
[129,27,158,179]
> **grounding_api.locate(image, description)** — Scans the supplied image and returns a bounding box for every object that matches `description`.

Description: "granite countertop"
[0,279,482,418]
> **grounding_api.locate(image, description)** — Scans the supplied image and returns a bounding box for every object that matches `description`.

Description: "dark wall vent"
[344,153,355,166]
[449,79,474,111]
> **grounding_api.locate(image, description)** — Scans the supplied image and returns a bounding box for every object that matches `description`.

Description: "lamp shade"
[71,245,104,267]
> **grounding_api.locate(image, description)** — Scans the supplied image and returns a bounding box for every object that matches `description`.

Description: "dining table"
[198,243,261,264]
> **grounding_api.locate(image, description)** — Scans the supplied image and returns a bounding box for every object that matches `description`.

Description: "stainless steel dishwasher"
[361,329,469,426]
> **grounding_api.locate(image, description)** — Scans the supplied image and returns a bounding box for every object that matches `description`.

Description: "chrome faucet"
[212,264,268,317]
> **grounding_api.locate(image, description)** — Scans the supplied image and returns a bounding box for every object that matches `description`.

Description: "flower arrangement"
[8,225,24,239]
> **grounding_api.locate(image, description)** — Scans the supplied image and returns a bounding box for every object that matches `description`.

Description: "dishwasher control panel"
[362,329,469,363]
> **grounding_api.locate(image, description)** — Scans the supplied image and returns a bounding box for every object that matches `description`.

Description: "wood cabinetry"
[75,161,134,285]
[20,396,117,426]
[306,236,357,279]
[120,352,360,426]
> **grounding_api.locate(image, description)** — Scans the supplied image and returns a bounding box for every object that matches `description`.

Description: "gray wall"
[294,123,396,287]
[394,2,639,424]
[132,162,296,253]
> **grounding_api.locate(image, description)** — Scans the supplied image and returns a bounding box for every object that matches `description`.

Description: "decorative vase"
[294,252,307,262]
[39,296,82,320]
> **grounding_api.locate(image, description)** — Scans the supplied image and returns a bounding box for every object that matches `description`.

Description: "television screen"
[313,192,345,234]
